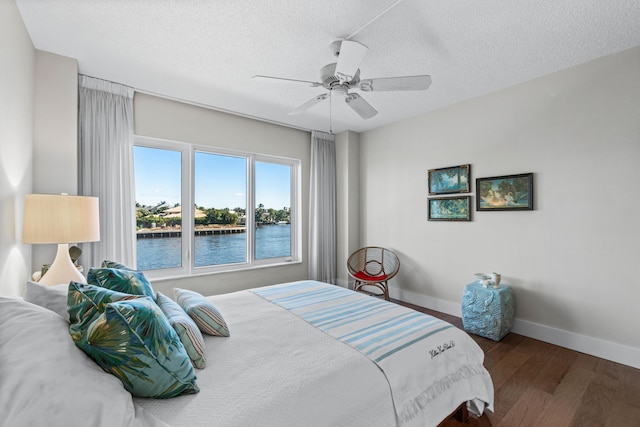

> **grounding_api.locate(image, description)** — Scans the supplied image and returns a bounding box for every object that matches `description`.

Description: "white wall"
[134,93,311,296]
[0,0,35,296]
[31,50,78,273]
[335,130,361,287]
[33,51,78,194]
[359,46,640,368]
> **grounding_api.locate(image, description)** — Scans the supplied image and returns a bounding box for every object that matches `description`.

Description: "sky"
[134,146,290,209]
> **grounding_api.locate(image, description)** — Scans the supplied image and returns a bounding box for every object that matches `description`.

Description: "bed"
[0,279,493,427]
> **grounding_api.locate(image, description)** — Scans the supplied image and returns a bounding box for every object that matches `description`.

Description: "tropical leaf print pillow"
[87,267,155,299]
[101,260,135,270]
[67,282,142,341]
[74,297,199,398]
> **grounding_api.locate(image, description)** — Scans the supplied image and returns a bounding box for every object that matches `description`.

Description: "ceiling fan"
[253,39,432,120]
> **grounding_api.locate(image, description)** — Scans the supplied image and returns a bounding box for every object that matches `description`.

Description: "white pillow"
[0,297,167,427]
[23,281,68,320]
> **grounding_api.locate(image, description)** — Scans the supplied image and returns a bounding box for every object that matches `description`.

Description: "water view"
[136,224,291,271]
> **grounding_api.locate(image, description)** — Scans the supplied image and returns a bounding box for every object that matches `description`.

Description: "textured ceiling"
[16,0,640,133]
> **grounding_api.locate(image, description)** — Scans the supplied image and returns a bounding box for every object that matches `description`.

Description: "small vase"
[475,273,490,288]
[491,273,501,288]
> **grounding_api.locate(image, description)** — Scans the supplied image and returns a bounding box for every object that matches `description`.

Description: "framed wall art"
[427,196,472,221]
[476,173,533,211]
[428,164,471,195]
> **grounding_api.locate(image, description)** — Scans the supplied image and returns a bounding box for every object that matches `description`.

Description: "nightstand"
[461,282,514,341]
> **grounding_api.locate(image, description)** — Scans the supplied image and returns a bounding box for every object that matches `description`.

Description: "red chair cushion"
[353,271,387,282]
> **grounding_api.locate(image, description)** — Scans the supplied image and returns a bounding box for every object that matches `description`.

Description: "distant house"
[230,211,246,226]
[160,206,206,219]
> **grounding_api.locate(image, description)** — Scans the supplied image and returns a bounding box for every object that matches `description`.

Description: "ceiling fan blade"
[359,75,432,92]
[252,75,322,87]
[288,93,329,115]
[334,40,368,82]
[345,93,377,119]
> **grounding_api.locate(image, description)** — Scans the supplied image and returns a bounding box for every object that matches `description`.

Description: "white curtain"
[308,130,337,284]
[78,75,136,269]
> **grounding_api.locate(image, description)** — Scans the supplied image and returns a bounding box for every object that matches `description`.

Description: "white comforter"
[134,282,493,427]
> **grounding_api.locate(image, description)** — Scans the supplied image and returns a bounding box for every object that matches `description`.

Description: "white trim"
[388,287,640,370]
[389,287,462,317]
[133,135,301,279]
[510,319,640,370]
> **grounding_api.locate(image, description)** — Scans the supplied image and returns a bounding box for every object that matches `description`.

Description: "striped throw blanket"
[252,281,493,427]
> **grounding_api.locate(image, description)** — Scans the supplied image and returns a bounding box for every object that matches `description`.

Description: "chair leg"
[383,281,389,301]
[354,280,390,300]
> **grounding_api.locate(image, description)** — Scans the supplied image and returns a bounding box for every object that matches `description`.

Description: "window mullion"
[182,145,193,274]
[247,155,255,264]
[290,162,298,261]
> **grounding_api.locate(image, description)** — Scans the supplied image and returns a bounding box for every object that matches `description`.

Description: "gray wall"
[359,46,640,367]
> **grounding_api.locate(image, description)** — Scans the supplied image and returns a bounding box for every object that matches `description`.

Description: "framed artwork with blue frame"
[428,164,471,195]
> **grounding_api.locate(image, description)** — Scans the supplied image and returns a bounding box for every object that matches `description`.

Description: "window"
[255,161,292,260]
[133,137,300,278]
[194,151,247,267]
[133,145,183,271]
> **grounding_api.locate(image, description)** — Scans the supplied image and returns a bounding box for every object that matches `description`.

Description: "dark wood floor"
[394,299,640,427]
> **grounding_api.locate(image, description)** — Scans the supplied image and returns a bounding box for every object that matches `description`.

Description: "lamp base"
[39,243,86,286]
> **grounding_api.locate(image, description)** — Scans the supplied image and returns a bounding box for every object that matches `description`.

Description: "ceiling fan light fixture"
[331,85,349,97]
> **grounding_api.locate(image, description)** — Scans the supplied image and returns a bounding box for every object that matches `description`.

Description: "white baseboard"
[510,319,640,370]
[390,287,463,317]
[388,287,640,370]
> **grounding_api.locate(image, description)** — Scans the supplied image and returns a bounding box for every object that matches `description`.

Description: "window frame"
[134,136,301,280]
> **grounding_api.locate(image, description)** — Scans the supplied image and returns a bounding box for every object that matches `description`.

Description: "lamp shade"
[22,194,100,244]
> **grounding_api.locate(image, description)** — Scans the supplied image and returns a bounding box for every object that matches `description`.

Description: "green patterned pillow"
[87,267,155,299]
[101,260,134,270]
[75,297,199,398]
[174,288,230,337]
[68,282,142,342]
[156,292,207,369]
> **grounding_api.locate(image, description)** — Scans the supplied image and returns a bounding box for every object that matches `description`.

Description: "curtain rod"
[78,74,312,133]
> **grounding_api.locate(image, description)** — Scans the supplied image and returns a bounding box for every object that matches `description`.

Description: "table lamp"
[22,194,100,286]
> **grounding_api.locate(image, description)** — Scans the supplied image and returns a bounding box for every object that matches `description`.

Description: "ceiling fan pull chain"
[346,0,407,40]
[329,90,333,134]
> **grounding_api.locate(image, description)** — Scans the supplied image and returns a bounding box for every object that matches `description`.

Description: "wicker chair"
[347,246,400,301]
